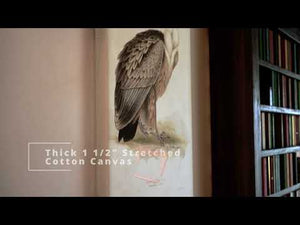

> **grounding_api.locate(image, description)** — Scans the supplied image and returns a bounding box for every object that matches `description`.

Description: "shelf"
[259,60,300,81]
[278,28,300,45]
[268,183,300,197]
[261,146,300,157]
[260,105,300,116]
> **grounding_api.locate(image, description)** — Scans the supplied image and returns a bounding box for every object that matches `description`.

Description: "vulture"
[114,29,179,145]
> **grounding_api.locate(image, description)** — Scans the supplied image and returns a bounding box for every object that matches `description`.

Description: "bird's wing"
[115,37,165,130]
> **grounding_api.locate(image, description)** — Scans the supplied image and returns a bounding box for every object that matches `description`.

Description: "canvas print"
[106,28,193,196]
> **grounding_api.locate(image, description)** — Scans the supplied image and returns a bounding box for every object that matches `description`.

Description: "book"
[286,154,290,187]
[269,29,274,64]
[288,78,292,108]
[294,79,298,109]
[278,34,282,67]
[281,36,286,69]
[289,115,292,147]
[266,28,270,62]
[281,114,284,147]
[262,157,268,196]
[298,81,300,110]
[293,153,298,184]
[288,40,293,71]
[282,75,287,108]
[268,113,272,149]
[276,155,281,192]
[274,114,282,149]
[285,39,288,70]
[259,29,263,60]
[293,43,297,73]
[261,112,266,150]
[269,156,274,193]
[280,154,286,190]
[278,73,282,107]
[272,71,278,106]
[284,114,289,147]
[289,153,294,186]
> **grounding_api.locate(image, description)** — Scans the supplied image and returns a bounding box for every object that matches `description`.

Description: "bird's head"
[163,29,179,71]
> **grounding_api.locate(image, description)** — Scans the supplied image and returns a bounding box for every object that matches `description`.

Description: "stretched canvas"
[98,28,193,196]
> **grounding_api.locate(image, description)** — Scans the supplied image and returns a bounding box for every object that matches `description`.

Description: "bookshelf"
[254,28,300,197]
[209,28,300,197]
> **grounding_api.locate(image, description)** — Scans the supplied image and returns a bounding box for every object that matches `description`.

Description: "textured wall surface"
[0,29,96,196]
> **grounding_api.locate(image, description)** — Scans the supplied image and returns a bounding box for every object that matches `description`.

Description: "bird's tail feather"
[118,120,138,142]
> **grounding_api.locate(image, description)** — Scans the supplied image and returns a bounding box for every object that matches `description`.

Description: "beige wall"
[0,29,96,196]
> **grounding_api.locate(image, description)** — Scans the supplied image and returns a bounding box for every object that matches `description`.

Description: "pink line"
[160,158,167,176]
[134,174,160,183]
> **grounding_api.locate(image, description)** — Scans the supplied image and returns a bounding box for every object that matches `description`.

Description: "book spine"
[281,114,284,147]
[293,43,297,73]
[280,154,286,190]
[295,153,298,184]
[293,115,296,146]
[275,114,281,149]
[298,44,300,74]
[266,28,270,62]
[285,114,289,147]
[276,155,281,192]
[290,153,294,186]
[285,39,288,70]
[289,115,292,147]
[278,73,282,107]
[294,79,298,109]
[289,40,293,71]
[274,30,278,65]
[286,154,290,187]
[269,29,274,64]
[288,78,292,108]
[282,75,287,108]
[259,29,263,60]
[298,116,300,145]
[268,113,272,149]
[262,158,268,196]
[272,114,275,148]
[293,153,298,184]
[262,112,266,150]
[281,37,286,69]
[272,71,278,106]
[278,34,282,67]
[268,156,272,194]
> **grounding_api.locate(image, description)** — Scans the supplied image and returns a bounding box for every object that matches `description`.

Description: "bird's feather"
[115,30,165,130]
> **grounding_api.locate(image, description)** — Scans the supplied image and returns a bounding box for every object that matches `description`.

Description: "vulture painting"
[114,29,179,145]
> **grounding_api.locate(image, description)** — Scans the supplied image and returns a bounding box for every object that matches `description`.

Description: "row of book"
[260,67,300,109]
[283,190,300,197]
[261,112,300,149]
[259,28,300,74]
[262,153,299,196]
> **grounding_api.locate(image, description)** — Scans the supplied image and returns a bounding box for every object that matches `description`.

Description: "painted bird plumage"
[114,29,179,145]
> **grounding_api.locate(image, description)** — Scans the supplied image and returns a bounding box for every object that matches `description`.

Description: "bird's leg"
[139,88,168,146]
[152,88,166,147]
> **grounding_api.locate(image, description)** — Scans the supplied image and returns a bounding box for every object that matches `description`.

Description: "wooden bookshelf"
[209,28,300,197]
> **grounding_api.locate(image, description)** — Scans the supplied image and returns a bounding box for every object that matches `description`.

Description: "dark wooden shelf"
[278,28,300,45]
[261,146,300,157]
[260,105,300,116]
[259,60,300,81]
[268,183,300,197]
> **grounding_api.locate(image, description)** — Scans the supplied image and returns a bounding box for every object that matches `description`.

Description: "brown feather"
[114,30,165,130]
